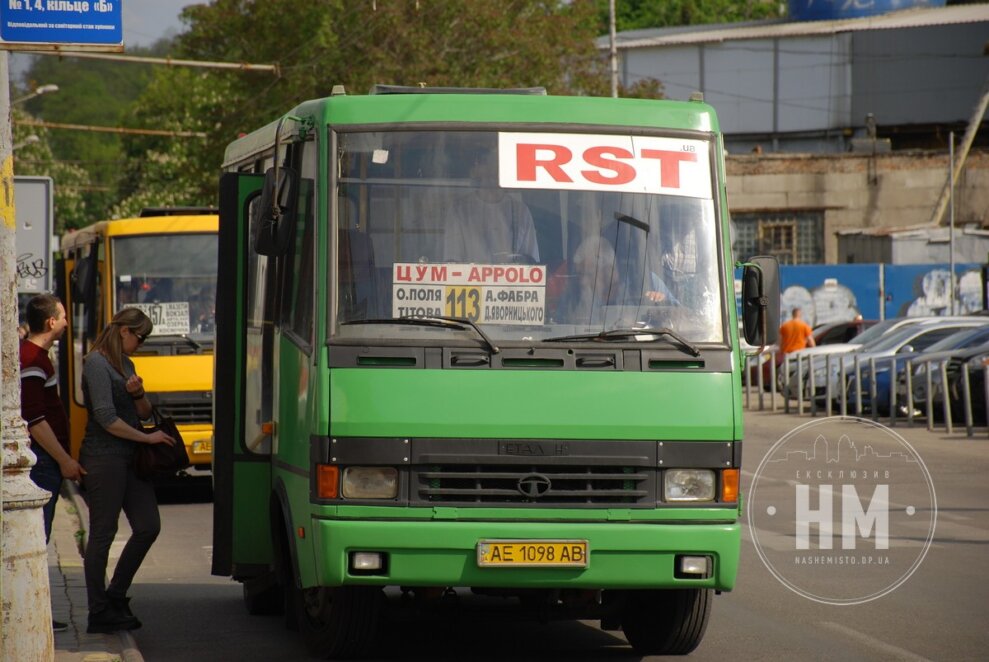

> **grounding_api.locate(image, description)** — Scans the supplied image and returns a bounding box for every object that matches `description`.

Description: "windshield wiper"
[342,316,499,354]
[545,327,701,357]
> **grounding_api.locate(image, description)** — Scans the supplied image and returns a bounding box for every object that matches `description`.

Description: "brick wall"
[726,149,989,262]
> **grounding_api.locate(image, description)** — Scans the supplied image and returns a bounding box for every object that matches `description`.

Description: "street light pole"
[12,83,58,105]
[0,50,55,660]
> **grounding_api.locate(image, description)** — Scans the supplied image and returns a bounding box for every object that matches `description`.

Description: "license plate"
[477,540,588,568]
[192,440,212,454]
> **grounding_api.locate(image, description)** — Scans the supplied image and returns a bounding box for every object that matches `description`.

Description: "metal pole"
[769,351,778,412]
[962,363,974,437]
[809,357,817,417]
[984,365,989,438]
[0,50,56,660]
[888,357,897,427]
[783,354,791,414]
[797,354,805,415]
[869,357,878,422]
[744,356,752,409]
[855,354,863,416]
[926,361,935,432]
[839,355,847,417]
[757,352,765,411]
[906,359,914,427]
[825,354,833,417]
[941,360,953,434]
[609,0,618,98]
[949,131,956,314]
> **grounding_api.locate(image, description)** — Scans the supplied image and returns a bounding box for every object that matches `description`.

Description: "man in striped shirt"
[20,294,85,632]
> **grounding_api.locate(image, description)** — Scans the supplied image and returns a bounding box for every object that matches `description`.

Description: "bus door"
[213,172,273,580]
[57,235,104,458]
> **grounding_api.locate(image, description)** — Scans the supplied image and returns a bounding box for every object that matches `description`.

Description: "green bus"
[212,85,779,658]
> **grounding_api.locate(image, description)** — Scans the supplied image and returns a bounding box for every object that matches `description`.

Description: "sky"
[122,0,190,47]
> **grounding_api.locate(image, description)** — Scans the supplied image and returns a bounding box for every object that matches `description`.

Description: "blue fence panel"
[733,262,985,326]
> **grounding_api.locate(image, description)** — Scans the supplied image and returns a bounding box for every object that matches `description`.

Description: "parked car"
[750,319,877,391]
[836,320,987,408]
[849,325,989,415]
[903,340,989,421]
[781,316,962,400]
[813,318,878,345]
[790,318,986,403]
[950,349,989,424]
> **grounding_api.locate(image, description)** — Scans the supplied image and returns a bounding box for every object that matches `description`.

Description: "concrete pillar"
[0,49,55,661]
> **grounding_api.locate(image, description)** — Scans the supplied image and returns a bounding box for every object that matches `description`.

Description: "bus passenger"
[554,235,620,325]
[442,150,539,264]
[80,308,175,634]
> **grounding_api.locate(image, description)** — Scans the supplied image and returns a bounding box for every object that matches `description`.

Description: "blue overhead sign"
[1,0,122,48]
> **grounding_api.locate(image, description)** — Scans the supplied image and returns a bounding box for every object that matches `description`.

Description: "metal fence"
[742,351,989,437]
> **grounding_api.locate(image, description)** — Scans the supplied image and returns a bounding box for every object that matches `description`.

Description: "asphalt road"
[123,409,989,661]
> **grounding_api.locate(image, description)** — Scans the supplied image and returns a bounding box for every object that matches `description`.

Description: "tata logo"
[517,473,552,498]
[500,442,570,456]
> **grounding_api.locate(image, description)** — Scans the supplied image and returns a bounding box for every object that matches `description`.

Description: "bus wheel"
[294,585,382,659]
[620,588,711,656]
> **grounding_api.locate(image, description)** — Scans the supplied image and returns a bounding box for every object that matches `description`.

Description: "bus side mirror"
[741,255,780,347]
[253,166,298,256]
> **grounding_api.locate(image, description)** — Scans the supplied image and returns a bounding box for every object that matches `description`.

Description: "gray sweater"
[81,352,143,457]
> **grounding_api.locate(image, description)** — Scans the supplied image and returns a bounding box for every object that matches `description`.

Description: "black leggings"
[81,452,161,613]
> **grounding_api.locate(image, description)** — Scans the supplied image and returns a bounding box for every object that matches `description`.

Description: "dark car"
[852,325,989,415]
[951,349,989,424]
[813,318,877,345]
[901,339,989,421]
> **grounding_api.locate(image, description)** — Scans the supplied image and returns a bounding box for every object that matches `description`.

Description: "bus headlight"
[664,469,716,502]
[342,467,399,499]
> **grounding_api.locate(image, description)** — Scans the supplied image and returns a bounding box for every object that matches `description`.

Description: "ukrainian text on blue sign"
[1,1,122,45]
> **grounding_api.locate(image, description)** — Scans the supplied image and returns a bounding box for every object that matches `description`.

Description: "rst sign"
[1,0,122,50]
[499,132,712,199]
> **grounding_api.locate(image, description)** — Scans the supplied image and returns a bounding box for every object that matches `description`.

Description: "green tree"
[114,0,607,212]
[594,0,782,33]
[16,42,165,226]
[12,108,91,233]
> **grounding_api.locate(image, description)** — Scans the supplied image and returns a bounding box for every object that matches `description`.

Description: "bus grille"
[415,465,650,506]
[151,396,213,425]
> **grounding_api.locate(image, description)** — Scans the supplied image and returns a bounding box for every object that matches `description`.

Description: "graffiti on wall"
[900,267,983,316]
[781,280,862,326]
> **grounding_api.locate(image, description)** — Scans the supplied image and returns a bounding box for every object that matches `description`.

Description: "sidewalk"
[50,482,143,662]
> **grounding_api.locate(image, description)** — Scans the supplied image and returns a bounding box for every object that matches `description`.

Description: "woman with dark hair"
[81,307,175,634]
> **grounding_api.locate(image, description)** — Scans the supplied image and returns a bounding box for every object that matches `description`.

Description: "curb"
[64,481,145,662]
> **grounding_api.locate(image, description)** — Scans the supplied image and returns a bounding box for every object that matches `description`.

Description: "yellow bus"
[57,207,218,474]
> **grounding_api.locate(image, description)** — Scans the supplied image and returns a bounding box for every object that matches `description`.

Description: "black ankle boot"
[87,605,140,634]
[107,595,142,628]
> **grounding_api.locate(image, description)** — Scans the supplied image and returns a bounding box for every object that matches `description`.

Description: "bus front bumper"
[309,518,739,591]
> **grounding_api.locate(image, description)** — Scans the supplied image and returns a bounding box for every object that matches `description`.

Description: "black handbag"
[134,407,190,480]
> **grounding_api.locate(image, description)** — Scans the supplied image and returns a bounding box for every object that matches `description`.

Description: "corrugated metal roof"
[837,223,989,238]
[604,5,989,50]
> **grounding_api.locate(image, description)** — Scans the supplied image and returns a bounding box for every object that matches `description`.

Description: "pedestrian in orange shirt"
[779,307,816,354]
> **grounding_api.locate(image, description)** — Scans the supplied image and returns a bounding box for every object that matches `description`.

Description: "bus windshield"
[113,233,218,343]
[333,130,725,345]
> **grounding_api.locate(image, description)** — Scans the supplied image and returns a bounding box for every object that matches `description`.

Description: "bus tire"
[620,588,711,656]
[270,501,298,631]
[294,585,382,659]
